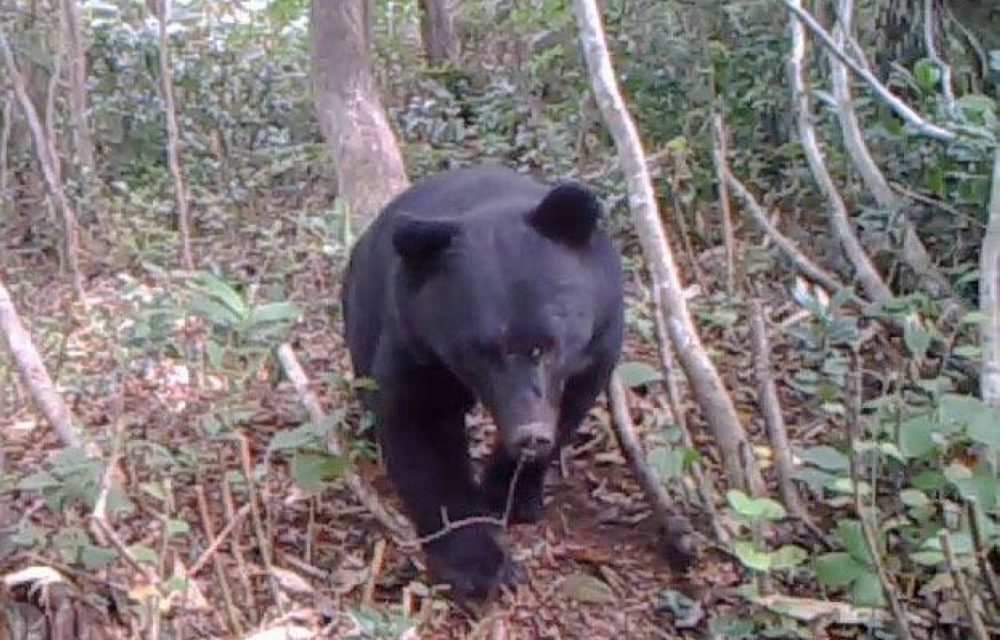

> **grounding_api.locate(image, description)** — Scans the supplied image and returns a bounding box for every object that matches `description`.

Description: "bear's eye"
[529,346,543,362]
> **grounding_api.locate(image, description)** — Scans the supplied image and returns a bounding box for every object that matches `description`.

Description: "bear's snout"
[505,421,556,460]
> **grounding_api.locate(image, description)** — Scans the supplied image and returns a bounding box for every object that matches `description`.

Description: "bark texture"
[310,0,409,233]
[572,0,761,492]
[419,0,459,65]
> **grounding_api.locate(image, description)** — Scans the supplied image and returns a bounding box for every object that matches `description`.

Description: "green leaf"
[165,519,190,537]
[193,273,247,318]
[290,452,348,494]
[270,423,323,452]
[898,415,938,459]
[909,550,945,566]
[128,544,159,566]
[732,540,772,572]
[726,490,787,522]
[900,489,931,509]
[189,298,242,329]
[850,570,886,607]
[81,545,118,570]
[836,520,873,567]
[913,58,941,92]
[616,361,663,388]
[952,345,981,359]
[18,471,60,491]
[247,301,300,327]
[648,447,684,483]
[768,545,807,570]
[795,445,849,471]
[903,320,932,359]
[814,552,866,587]
[912,470,945,491]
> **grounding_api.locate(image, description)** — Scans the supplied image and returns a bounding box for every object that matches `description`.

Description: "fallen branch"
[608,371,695,569]
[276,343,413,540]
[711,111,736,296]
[940,529,991,640]
[726,170,845,295]
[782,0,956,142]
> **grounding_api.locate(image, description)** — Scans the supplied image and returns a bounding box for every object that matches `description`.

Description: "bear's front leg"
[378,405,522,600]
[482,452,548,524]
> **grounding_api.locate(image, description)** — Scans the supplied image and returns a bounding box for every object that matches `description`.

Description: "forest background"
[1,0,999,638]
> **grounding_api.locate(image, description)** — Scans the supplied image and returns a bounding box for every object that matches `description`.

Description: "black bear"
[342,165,624,600]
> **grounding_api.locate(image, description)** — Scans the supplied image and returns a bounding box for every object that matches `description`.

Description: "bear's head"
[391,183,607,460]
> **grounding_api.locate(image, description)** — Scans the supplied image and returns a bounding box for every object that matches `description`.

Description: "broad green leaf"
[898,415,938,459]
[732,540,772,572]
[912,470,945,491]
[189,298,242,329]
[18,471,60,491]
[795,445,849,471]
[291,452,348,494]
[193,274,247,318]
[128,544,159,566]
[903,320,932,359]
[81,545,118,570]
[768,545,807,570]
[814,552,866,587]
[913,58,941,92]
[166,519,190,537]
[247,301,301,326]
[900,489,931,508]
[836,520,873,567]
[850,570,886,607]
[909,550,945,566]
[726,490,786,522]
[560,572,617,604]
[616,361,663,388]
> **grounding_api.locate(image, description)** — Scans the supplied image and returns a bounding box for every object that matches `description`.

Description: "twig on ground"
[276,343,413,540]
[848,347,915,640]
[235,432,285,612]
[221,473,258,621]
[940,529,990,640]
[748,300,806,518]
[608,371,696,568]
[195,483,244,636]
[362,538,388,607]
[782,0,956,142]
[726,170,844,295]
[966,499,1000,609]
[90,391,127,534]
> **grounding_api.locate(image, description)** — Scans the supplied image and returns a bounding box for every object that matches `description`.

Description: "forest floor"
[0,191,832,639]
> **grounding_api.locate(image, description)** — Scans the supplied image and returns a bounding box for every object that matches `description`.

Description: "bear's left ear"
[526,183,602,246]
[392,213,460,265]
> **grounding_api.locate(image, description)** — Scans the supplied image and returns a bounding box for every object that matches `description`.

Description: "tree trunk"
[981,148,1000,408]
[154,0,194,270]
[572,0,762,493]
[310,0,409,233]
[60,0,95,174]
[419,0,459,65]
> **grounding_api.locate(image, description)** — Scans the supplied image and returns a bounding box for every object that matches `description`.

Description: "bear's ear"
[392,214,460,265]
[526,183,602,246]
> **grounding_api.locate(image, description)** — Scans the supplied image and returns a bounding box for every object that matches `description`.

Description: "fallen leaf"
[560,572,617,604]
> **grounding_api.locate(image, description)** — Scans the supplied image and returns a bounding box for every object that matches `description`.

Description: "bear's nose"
[508,421,555,460]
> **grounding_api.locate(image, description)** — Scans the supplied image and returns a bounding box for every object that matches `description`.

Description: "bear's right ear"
[392,214,460,265]
[526,183,602,246]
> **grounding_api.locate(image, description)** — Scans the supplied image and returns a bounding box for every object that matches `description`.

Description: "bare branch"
[0,27,86,300]
[982,147,1000,408]
[831,0,957,303]
[153,0,194,270]
[940,530,991,640]
[782,0,956,142]
[608,371,696,569]
[922,0,957,118]
[787,0,893,307]
[748,300,805,517]
[573,0,762,492]
[0,278,81,449]
[275,344,413,540]
[711,112,736,297]
[726,170,845,294]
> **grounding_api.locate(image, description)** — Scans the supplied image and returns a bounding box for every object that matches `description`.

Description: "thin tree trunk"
[61,0,95,174]
[572,0,762,492]
[981,147,1000,408]
[419,0,459,65]
[310,0,409,233]
[154,0,194,270]
[787,0,893,306]
[0,27,85,300]
[0,277,81,449]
